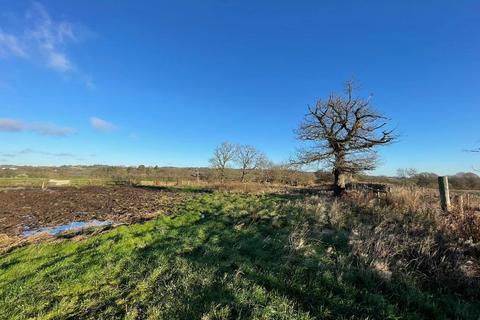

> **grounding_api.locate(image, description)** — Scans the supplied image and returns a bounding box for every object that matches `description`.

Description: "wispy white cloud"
[0,118,75,136]
[90,117,115,132]
[0,29,26,57]
[25,2,76,73]
[0,118,24,132]
[17,148,83,160]
[30,122,75,136]
[47,52,72,72]
[0,2,93,88]
[18,148,75,157]
[0,153,16,157]
[19,148,72,157]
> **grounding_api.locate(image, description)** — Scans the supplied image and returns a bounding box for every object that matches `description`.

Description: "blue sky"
[0,1,479,175]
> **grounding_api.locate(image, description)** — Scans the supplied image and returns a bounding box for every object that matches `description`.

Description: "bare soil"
[0,186,193,239]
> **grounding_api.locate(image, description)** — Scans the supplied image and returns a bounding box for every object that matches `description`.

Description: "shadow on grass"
[115,195,480,319]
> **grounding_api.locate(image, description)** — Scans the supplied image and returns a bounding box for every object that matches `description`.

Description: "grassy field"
[0,192,479,319]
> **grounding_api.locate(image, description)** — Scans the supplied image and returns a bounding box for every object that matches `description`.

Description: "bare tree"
[397,168,418,179]
[235,145,267,182]
[257,159,275,183]
[209,142,237,182]
[295,81,397,196]
[275,162,305,186]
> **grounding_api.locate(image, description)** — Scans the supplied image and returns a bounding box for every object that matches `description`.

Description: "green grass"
[0,193,478,319]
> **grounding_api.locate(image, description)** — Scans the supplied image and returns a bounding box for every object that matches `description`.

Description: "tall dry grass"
[290,187,480,300]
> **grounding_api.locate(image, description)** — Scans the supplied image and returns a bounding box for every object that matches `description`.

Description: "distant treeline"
[0,165,316,186]
[358,170,480,191]
[1,165,479,190]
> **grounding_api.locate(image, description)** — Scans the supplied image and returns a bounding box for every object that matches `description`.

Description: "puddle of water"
[22,220,112,237]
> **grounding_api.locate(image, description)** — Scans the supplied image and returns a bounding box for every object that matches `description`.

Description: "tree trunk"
[220,167,225,183]
[333,168,346,197]
[240,169,246,183]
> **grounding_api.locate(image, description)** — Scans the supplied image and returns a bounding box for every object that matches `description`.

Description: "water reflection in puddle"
[23,220,112,237]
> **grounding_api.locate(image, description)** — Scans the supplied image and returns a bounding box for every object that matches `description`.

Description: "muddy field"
[0,186,194,239]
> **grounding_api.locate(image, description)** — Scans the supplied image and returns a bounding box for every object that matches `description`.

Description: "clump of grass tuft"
[340,188,480,302]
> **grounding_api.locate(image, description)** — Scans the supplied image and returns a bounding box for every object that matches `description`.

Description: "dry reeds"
[290,186,480,299]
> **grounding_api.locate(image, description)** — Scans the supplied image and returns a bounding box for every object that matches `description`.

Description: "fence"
[347,179,480,213]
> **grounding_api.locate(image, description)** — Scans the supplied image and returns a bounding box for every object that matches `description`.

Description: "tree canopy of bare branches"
[209,142,237,182]
[295,81,397,196]
[235,145,268,182]
[397,168,418,180]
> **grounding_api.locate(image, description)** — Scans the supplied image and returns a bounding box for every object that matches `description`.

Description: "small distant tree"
[280,163,304,186]
[396,168,418,179]
[414,172,437,188]
[235,145,267,182]
[295,81,397,196]
[191,168,202,183]
[209,142,237,182]
[257,159,275,183]
[396,168,418,185]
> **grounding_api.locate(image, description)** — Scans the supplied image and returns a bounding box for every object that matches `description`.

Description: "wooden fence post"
[385,186,392,202]
[457,195,464,214]
[438,176,451,212]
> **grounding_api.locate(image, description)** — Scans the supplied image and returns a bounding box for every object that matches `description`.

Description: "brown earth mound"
[0,186,193,239]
